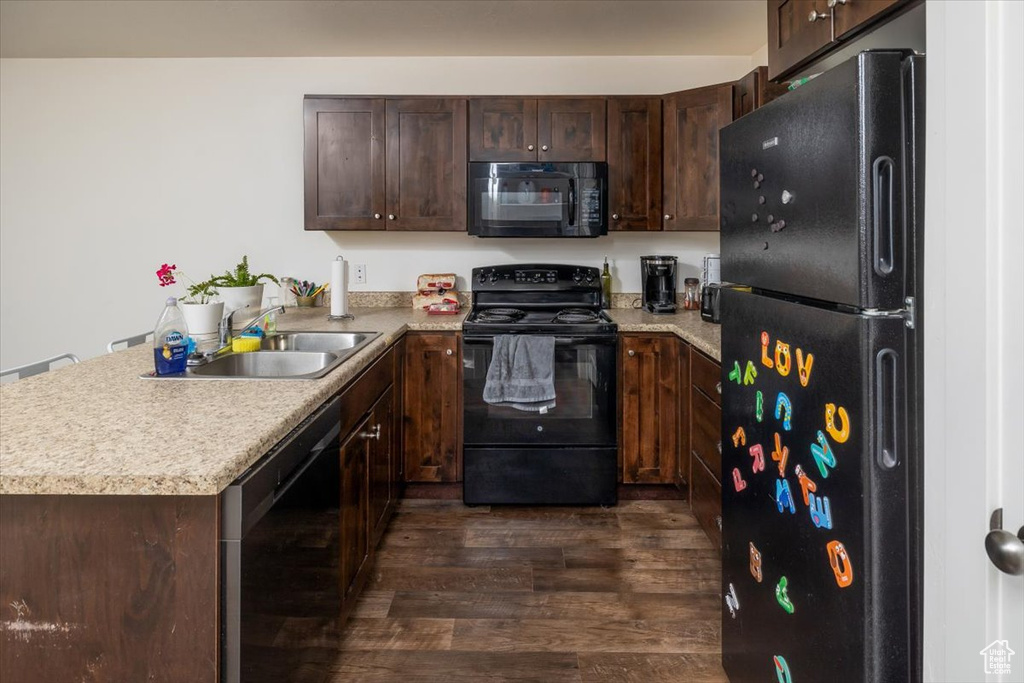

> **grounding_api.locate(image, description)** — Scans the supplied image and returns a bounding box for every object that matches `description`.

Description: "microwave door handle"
[567,178,576,226]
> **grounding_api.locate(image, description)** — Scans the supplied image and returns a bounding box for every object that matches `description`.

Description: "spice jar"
[683,277,701,310]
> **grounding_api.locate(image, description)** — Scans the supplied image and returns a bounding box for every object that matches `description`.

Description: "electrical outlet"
[353,264,366,284]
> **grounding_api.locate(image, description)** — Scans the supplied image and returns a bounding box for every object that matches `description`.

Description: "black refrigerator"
[718,51,923,683]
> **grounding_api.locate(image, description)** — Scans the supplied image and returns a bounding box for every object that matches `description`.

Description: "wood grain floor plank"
[369,566,534,592]
[616,511,702,530]
[375,546,565,569]
[532,567,719,594]
[337,618,455,651]
[387,591,721,621]
[352,590,396,619]
[562,547,720,570]
[450,618,720,654]
[379,528,467,548]
[465,528,714,549]
[392,510,620,530]
[578,653,728,683]
[329,650,582,682]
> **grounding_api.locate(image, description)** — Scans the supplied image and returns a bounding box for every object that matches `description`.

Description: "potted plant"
[156,263,223,336]
[209,255,280,314]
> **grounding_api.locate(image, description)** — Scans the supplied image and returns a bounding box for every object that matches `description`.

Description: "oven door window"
[462,337,616,446]
[473,176,569,231]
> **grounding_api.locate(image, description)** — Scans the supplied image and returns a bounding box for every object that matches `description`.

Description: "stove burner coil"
[553,308,600,324]
[476,307,526,323]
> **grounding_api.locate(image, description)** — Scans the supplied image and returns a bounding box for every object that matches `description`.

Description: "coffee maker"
[640,255,677,314]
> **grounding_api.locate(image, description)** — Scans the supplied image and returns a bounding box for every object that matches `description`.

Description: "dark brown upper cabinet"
[768,0,911,81]
[733,66,790,120]
[304,97,386,231]
[468,98,538,162]
[304,96,467,232]
[663,83,733,232]
[606,97,663,231]
[386,98,468,231]
[469,97,606,162]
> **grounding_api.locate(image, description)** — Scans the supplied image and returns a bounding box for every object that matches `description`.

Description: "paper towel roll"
[330,256,349,316]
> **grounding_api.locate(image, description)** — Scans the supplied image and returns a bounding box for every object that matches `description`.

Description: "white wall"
[0,55,753,366]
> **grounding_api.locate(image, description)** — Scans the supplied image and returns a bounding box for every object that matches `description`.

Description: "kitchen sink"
[141,331,382,380]
[260,332,375,353]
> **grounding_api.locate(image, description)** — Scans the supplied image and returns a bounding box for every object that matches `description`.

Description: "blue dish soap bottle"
[153,297,189,375]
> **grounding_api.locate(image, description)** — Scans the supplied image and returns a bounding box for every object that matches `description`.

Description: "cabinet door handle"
[716,441,722,454]
[715,515,723,531]
[826,0,846,7]
[612,213,620,220]
[808,9,830,21]
[664,214,673,220]
[388,214,396,220]
[361,424,381,440]
[446,348,453,356]
[716,381,722,394]
[373,213,382,219]
[527,144,535,151]
[627,349,636,357]
[541,144,549,152]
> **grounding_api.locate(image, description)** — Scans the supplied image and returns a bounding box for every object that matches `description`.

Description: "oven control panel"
[472,264,601,291]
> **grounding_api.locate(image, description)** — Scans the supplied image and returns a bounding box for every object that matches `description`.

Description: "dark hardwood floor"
[278,499,726,682]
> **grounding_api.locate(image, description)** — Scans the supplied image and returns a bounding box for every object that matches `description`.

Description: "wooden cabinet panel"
[833,0,902,38]
[691,389,723,482]
[607,97,663,231]
[620,335,679,484]
[0,496,219,683]
[469,98,538,162]
[663,84,733,232]
[369,385,396,545]
[537,98,607,162]
[733,66,790,120]
[676,340,692,491]
[304,97,386,231]
[403,333,461,482]
[341,418,370,600]
[385,98,468,231]
[767,0,834,81]
[690,349,722,406]
[690,458,723,551]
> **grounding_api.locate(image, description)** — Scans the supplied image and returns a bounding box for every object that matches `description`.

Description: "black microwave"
[469,162,608,237]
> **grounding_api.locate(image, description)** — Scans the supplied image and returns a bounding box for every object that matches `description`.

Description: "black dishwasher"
[221,395,342,683]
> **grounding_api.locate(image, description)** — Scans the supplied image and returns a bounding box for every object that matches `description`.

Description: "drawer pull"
[360,424,382,440]
[715,515,723,531]
[716,381,722,395]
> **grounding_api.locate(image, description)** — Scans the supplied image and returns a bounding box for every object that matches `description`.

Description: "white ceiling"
[0,0,767,58]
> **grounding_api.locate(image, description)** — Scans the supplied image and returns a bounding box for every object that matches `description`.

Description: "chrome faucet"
[219,305,286,347]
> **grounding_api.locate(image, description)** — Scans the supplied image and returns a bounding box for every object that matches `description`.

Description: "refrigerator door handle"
[872,156,896,276]
[875,348,899,469]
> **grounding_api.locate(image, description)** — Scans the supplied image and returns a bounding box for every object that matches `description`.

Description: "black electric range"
[461,264,618,506]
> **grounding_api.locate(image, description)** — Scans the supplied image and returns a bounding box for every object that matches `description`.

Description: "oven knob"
[488,272,499,283]
[477,272,487,284]
[573,272,583,283]
[585,273,595,283]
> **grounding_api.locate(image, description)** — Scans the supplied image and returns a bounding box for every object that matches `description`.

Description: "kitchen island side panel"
[0,494,219,683]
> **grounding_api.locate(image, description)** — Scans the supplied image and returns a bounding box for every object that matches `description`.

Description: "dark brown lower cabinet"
[676,340,692,491]
[403,332,461,482]
[0,495,219,683]
[340,416,371,601]
[689,349,723,552]
[369,386,397,545]
[620,334,680,484]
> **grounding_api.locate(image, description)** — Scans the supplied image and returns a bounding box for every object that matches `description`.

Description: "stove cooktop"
[463,306,616,336]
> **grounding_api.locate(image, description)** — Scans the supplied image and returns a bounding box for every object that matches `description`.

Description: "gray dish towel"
[482,335,557,412]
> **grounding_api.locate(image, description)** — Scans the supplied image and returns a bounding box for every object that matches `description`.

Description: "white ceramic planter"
[217,285,264,316]
[180,301,224,336]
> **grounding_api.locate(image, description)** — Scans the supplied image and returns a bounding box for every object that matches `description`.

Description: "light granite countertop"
[607,308,721,361]
[0,305,719,497]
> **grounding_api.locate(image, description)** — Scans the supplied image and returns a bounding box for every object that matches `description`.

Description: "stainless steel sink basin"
[260,332,375,353]
[189,351,339,379]
[141,331,382,380]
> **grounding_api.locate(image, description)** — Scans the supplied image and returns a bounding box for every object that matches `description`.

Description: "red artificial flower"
[156,263,177,287]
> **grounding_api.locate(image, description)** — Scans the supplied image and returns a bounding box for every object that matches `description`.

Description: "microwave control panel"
[579,187,602,226]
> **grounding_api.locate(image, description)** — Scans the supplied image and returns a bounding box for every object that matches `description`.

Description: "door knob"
[446,348,453,356]
[664,214,673,220]
[808,10,830,21]
[388,214,396,220]
[541,145,549,151]
[374,213,382,219]
[527,144,535,151]
[985,508,1024,576]
[627,349,636,357]
[827,0,847,6]
[612,213,620,220]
